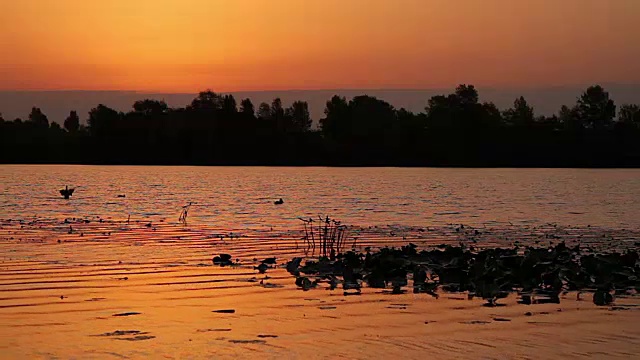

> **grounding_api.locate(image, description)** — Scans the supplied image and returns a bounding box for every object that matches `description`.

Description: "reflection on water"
[1,165,639,229]
[1,217,639,358]
[1,165,640,358]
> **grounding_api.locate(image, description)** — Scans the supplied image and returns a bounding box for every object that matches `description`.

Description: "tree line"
[1,84,639,166]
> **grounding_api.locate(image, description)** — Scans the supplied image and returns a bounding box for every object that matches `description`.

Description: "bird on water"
[60,185,74,199]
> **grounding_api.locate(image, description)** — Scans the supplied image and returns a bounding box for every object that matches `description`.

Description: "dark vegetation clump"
[287,242,639,307]
[212,253,234,266]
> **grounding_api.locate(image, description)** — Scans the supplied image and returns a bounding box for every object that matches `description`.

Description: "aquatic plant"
[299,216,348,259]
[286,242,639,306]
[212,253,233,266]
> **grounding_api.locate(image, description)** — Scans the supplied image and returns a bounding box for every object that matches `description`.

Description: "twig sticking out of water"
[179,202,192,225]
[299,218,315,255]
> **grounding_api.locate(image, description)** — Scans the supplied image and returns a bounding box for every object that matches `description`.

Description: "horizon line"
[2,82,639,95]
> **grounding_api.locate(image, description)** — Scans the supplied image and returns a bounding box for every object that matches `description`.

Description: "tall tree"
[480,102,503,128]
[190,90,223,111]
[618,104,640,129]
[503,96,535,127]
[559,105,582,131]
[576,85,616,131]
[425,94,456,129]
[425,85,494,130]
[88,104,120,137]
[270,98,284,118]
[348,95,396,140]
[221,95,237,115]
[133,99,168,115]
[285,101,312,132]
[270,98,285,131]
[455,84,479,105]
[257,102,271,120]
[320,95,349,139]
[28,107,49,128]
[240,98,255,117]
[64,110,80,133]
[394,108,425,139]
[50,122,62,132]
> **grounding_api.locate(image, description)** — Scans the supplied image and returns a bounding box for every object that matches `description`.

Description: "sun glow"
[1,0,638,91]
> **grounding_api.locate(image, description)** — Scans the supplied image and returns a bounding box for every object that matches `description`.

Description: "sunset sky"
[1,0,639,92]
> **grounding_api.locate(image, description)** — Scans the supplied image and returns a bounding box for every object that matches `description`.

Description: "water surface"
[1,165,640,359]
[1,165,638,229]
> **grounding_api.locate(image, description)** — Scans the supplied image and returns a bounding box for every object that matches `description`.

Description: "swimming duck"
[274,198,284,205]
[60,185,74,199]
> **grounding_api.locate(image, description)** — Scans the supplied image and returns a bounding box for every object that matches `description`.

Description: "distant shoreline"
[2,161,639,169]
[3,85,639,169]
[3,84,640,122]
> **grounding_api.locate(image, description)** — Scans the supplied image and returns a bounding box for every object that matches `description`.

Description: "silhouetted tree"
[503,96,535,127]
[257,102,271,120]
[618,104,640,129]
[28,107,49,128]
[425,94,456,129]
[221,95,237,115]
[320,95,349,140]
[349,95,396,141]
[576,85,616,131]
[271,98,284,118]
[536,114,561,131]
[393,108,426,144]
[559,105,582,131]
[455,84,479,105]
[64,111,80,133]
[133,99,168,115]
[190,90,223,111]
[480,102,503,128]
[265,98,284,132]
[2,85,639,167]
[285,101,312,132]
[240,98,255,117]
[425,85,501,130]
[88,104,121,137]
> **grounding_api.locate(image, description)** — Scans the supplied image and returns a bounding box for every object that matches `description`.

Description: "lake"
[1,165,639,229]
[2,165,640,358]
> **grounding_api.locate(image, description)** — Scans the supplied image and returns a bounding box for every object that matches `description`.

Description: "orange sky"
[0,0,638,92]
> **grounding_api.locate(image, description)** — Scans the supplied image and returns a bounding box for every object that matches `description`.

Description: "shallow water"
[1,165,639,229]
[0,219,639,359]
